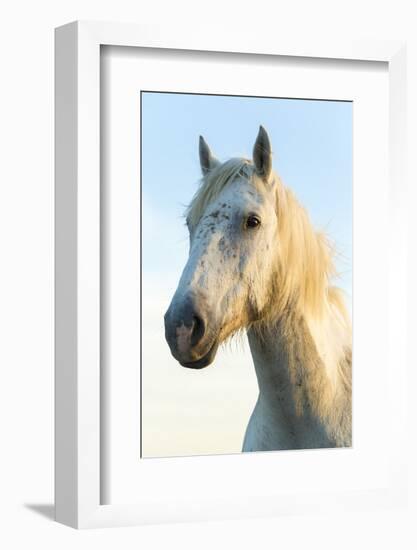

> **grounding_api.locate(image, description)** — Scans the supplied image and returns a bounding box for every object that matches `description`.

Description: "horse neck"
[247,302,352,447]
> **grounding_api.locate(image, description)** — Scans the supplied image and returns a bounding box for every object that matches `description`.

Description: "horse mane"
[186,157,349,325]
[272,184,343,320]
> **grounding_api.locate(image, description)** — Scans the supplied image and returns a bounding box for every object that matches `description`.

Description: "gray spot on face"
[218,237,226,252]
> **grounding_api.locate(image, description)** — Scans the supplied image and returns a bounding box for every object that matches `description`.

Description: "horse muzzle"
[164,294,219,369]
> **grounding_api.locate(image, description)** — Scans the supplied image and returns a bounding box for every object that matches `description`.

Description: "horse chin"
[180,339,219,370]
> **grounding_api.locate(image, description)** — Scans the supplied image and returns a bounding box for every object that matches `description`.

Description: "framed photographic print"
[55,21,407,528]
[140,93,353,460]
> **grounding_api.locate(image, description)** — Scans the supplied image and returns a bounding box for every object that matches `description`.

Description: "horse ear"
[199,136,220,175]
[253,125,272,181]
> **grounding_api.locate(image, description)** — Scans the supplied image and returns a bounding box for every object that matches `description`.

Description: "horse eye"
[246,215,261,229]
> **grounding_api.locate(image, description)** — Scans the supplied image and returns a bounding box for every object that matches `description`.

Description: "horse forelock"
[186,157,254,228]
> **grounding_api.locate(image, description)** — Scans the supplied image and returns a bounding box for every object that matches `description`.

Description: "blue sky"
[141,91,352,302]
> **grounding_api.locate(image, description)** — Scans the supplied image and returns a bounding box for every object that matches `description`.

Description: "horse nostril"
[191,314,205,347]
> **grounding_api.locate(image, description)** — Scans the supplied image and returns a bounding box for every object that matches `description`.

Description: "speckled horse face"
[164,127,278,369]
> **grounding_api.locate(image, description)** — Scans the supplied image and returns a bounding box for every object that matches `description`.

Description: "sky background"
[141,92,352,458]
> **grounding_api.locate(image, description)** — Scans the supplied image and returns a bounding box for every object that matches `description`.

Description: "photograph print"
[141,91,352,458]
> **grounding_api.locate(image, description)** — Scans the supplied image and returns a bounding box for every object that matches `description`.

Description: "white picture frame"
[55,20,407,529]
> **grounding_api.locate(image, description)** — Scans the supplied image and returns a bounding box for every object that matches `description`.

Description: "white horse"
[164,126,352,451]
